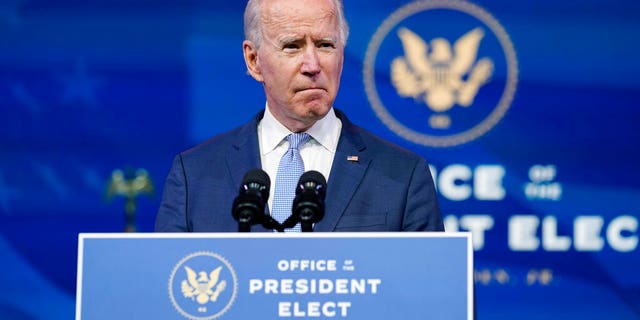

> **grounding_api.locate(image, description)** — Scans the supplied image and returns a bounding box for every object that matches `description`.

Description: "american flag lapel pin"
[347,155,359,162]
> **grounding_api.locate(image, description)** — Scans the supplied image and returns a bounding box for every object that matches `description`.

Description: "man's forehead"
[260,0,336,12]
[262,14,339,39]
[260,0,337,25]
[275,33,337,44]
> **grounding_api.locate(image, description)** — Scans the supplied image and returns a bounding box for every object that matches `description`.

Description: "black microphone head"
[241,168,271,200]
[290,170,327,228]
[296,170,327,199]
[242,168,270,186]
[232,169,271,228]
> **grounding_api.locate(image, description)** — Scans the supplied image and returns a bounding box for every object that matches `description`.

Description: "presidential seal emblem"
[169,252,238,320]
[364,0,518,147]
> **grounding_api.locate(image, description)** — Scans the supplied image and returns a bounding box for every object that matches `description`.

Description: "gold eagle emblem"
[105,168,154,232]
[181,266,227,305]
[391,27,494,128]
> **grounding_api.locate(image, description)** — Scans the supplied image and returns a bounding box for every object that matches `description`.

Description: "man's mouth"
[296,88,326,95]
[295,85,326,93]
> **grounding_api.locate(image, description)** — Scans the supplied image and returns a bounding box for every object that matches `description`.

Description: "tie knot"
[287,133,310,150]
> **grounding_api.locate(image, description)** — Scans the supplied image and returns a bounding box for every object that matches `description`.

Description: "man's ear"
[243,40,263,82]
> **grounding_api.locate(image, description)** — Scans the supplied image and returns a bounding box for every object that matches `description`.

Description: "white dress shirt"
[258,105,342,213]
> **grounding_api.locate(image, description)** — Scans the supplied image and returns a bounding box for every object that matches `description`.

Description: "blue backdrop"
[1,0,639,319]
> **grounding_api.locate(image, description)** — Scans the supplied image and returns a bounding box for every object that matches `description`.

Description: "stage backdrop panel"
[0,0,639,319]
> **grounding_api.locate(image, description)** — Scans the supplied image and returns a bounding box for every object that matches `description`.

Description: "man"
[155,0,444,232]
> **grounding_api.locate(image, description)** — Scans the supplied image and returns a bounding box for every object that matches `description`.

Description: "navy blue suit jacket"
[155,109,443,232]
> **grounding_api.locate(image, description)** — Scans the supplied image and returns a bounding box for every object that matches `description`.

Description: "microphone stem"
[301,221,314,232]
[238,222,251,232]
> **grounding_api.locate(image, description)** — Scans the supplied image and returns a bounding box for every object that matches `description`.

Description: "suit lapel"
[224,112,272,232]
[224,110,369,232]
[225,113,263,188]
[315,111,369,231]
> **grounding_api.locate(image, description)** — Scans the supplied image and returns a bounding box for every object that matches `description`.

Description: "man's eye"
[283,44,299,50]
[319,42,335,49]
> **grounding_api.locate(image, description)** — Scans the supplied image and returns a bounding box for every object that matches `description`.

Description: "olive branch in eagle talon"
[391,27,494,113]
[181,266,227,305]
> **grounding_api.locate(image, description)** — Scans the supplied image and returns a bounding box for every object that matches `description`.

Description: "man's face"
[243,0,344,132]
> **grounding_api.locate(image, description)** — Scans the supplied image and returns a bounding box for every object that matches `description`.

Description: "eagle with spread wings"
[181,266,227,305]
[391,27,494,113]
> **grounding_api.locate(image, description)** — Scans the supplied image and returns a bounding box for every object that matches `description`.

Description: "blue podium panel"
[76,233,472,320]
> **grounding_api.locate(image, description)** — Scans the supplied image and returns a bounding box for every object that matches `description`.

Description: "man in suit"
[155,0,444,232]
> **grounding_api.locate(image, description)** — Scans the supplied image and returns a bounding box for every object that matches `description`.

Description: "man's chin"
[302,102,331,119]
[287,103,331,130]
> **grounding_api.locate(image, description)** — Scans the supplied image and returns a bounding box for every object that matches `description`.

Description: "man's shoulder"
[339,113,423,163]
[179,113,261,161]
[360,127,423,161]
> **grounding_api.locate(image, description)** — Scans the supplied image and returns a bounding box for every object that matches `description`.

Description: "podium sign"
[76,233,472,319]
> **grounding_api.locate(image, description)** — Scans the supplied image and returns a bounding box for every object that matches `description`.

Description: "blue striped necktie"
[272,133,310,232]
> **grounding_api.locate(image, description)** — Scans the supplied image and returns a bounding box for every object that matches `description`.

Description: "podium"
[76,232,472,319]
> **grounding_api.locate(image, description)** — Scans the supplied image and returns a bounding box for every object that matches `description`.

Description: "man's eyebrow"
[318,37,336,43]
[277,36,301,45]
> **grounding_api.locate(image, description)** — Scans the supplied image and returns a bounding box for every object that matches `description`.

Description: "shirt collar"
[260,104,341,155]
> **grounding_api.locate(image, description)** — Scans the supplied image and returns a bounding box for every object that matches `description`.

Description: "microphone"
[282,170,327,232]
[232,169,282,232]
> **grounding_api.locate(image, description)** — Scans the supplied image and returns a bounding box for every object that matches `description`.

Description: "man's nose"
[300,47,321,76]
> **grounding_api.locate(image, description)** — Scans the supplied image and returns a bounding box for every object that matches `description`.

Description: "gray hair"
[244,0,350,48]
